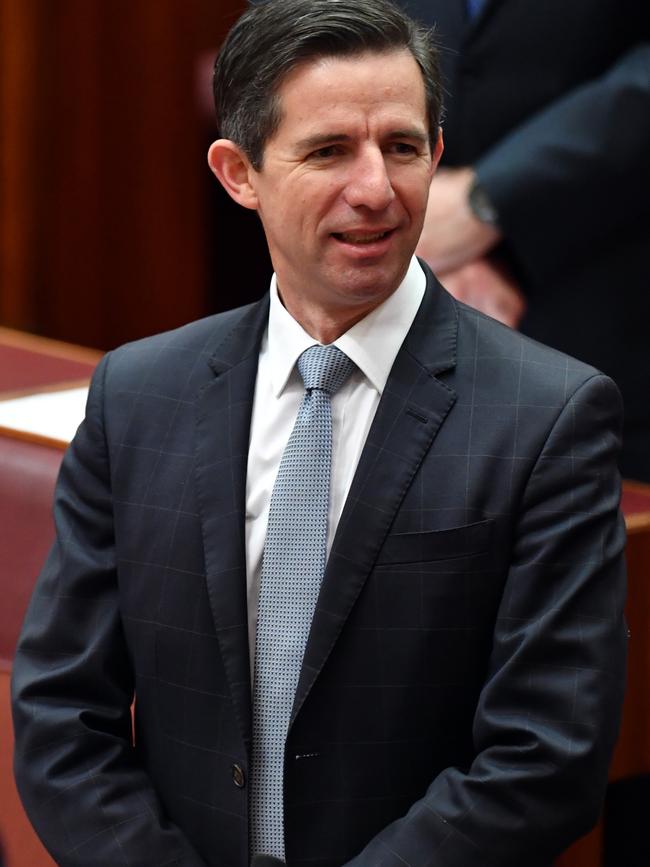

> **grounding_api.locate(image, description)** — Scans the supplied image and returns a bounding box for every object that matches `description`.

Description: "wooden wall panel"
[0,0,40,330]
[1,0,245,350]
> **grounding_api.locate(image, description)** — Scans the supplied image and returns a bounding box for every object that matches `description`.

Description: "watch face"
[469,180,499,226]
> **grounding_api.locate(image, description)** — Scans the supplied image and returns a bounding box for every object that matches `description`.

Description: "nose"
[343,147,395,211]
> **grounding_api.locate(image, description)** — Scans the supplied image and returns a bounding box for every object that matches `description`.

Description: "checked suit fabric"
[251,344,354,859]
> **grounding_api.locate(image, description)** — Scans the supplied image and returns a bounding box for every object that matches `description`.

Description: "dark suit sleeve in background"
[345,374,627,867]
[11,355,208,867]
[476,43,650,282]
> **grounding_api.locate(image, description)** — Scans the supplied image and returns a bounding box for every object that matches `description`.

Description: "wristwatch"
[468,176,500,227]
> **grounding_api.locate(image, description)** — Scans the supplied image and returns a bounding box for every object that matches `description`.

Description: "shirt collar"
[267,256,426,397]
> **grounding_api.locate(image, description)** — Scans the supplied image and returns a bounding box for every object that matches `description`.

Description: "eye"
[308,145,340,160]
[390,142,419,155]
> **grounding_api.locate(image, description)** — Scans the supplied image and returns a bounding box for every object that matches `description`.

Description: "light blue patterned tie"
[251,344,354,860]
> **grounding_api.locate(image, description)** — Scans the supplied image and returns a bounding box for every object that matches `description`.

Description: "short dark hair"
[213,0,443,170]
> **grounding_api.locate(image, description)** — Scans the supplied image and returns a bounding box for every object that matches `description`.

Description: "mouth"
[331,228,394,245]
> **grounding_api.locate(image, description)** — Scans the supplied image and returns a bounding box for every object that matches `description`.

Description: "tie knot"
[298,344,354,394]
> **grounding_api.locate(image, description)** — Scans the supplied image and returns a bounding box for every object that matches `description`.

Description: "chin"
[335,267,403,303]
[332,281,393,308]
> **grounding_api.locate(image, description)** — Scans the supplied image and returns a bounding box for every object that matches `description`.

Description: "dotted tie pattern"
[251,344,354,860]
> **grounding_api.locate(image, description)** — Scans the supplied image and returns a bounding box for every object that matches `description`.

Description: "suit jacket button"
[232,763,246,788]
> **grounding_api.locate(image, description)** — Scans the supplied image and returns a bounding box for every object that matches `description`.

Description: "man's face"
[247,49,441,321]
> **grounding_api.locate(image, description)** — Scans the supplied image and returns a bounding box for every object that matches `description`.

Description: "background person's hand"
[416,167,501,273]
[439,257,526,328]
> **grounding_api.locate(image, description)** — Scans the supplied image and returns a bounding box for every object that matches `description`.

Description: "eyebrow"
[387,128,430,144]
[295,133,353,151]
[295,128,429,152]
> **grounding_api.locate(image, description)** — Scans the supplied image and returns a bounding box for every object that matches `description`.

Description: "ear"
[207,139,259,210]
[430,127,444,176]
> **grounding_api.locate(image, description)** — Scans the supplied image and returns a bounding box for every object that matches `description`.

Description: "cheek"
[401,180,431,220]
[304,173,345,210]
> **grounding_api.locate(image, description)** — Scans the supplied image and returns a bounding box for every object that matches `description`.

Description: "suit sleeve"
[345,373,627,867]
[476,43,650,283]
[11,354,208,867]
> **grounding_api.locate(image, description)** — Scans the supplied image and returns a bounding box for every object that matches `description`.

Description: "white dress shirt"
[245,256,426,669]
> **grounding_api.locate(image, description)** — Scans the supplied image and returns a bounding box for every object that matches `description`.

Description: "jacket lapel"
[291,266,459,724]
[194,297,269,752]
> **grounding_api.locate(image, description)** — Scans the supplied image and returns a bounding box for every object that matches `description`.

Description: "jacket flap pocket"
[378,519,493,565]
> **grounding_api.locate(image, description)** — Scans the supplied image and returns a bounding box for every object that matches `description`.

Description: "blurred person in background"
[401,0,650,482]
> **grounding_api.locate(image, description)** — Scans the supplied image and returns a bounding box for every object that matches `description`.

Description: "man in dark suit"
[12,1,626,865]
[403,0,650,482]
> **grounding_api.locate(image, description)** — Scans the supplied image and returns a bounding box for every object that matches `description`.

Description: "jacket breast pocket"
[376,518,494,566]
[367,519,500,632]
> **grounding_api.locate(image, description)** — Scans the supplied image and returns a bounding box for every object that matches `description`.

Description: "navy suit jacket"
[13,266,626,866]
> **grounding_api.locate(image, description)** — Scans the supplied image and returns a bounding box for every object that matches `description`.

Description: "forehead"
[271,49,429,139]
